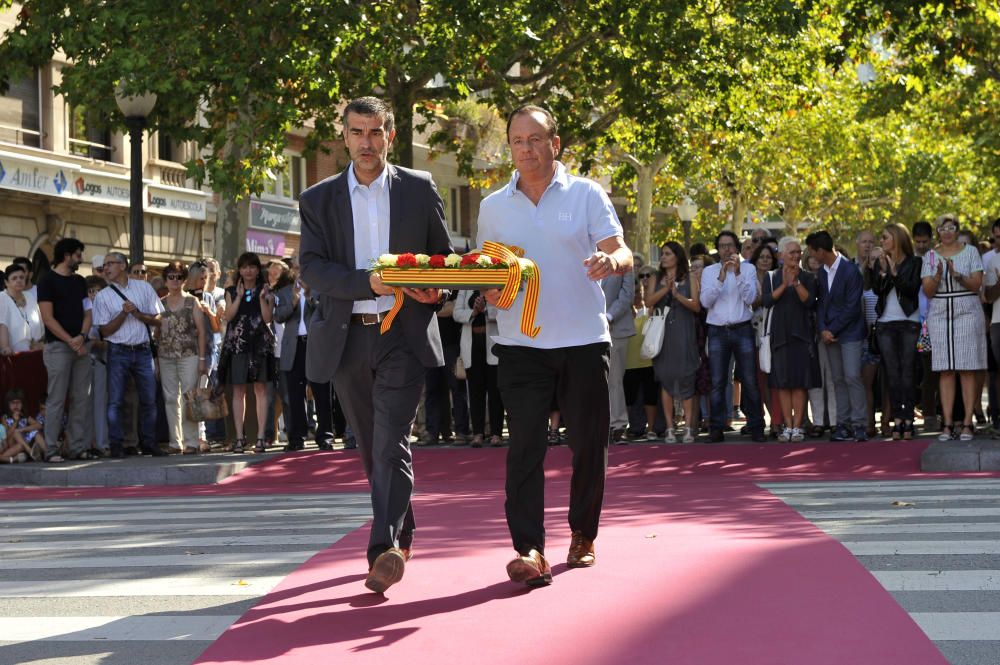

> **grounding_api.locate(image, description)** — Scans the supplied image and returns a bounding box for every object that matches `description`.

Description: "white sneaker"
[645,431,658,441]
[682,428,695,444]
[778,427,792,442]
[664,431,677,444]
[790,427,804,442]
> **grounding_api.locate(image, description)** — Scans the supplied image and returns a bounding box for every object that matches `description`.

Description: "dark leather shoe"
[708,430,725,443]
[144,447,167,457]
[566,531,595,568]
[365,548,406,593]
[123,447,140,456]
[750,430,767,443]
[316,442,333,451]
[506,548,552,587]
[399,547,412,562]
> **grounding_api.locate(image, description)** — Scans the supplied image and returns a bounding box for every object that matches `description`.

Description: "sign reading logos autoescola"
[73,170,131,207]
[144,183,207,220]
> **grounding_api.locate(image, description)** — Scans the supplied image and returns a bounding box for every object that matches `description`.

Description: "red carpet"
[193,474,947,665]
[1,442,964,663]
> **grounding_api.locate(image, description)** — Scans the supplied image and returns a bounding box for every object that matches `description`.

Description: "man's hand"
[730,255,741,275]
[402,287,441,304]
[369,272,395,296]
[482,288,502,307]
[121,300,137,315]
[820,330,836,345]
[473,294,487,313]
[584,251,619,281]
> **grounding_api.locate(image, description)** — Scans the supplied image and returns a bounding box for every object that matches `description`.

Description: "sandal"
[254,438,266,453]
[547,430,560,446]
[199,441,213,453]
[960,425,975,442]
[489,435,503,447]
[44,454,65,463]
[232,438,245,454]
[903,422,914,440]
[470,434,484,448]
[937,425,954,442]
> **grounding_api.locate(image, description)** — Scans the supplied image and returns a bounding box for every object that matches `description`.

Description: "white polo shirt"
[476,161,623,349]
[92,277,164,345]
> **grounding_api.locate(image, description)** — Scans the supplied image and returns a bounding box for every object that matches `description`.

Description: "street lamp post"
[114,85,156,265]
[676,196,698,251]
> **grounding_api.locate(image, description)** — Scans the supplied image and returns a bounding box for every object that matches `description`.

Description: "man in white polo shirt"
[479,105,633,588]
[92,252,165,458]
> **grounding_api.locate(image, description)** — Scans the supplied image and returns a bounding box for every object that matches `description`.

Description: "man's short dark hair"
[342,96,394,135]
[52,238,85,266]
[805,231,834,253]
[12,256,31,271]
[912,221,933,238]
[714,230,739,251]
[991,218,1000,233]
[689,242,708,257]
[506,104,558,139]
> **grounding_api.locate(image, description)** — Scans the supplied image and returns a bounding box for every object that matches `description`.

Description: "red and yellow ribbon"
[379,287,404,334]
[376,242,541,339]
[480,241,540,338]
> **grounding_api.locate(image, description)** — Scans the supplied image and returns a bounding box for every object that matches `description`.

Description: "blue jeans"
[708,323,764,433]
[107,344,158,452]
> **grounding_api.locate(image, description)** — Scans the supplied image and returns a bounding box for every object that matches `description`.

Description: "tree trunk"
[390,92,415,169]
[731,194,747,236]
[633,164,654,259]
[216,119,251,272]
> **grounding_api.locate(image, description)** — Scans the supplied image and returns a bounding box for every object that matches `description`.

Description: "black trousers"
[877,321,921,422]
[284,337,336,445]
[424,343,470,438]
[495,342,610,556]
[333,324,422,565]
[467,332,504,436]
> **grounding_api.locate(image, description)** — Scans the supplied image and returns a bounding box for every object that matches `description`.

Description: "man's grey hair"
[343,96,394,135]
[107,251,128,268]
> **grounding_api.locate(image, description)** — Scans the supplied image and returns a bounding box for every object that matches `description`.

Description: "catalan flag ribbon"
[375,243,541,339]
[481,241,541,339]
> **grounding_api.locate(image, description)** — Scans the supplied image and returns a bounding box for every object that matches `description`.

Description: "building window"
[439,184,464,235]
[263,154,305,201]
[0,69,41,148]
[157,131,184,163]
[68,104,112,161]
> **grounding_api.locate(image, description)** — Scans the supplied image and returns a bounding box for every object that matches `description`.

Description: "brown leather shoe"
[506,548,552,587]
[566,531,595,568]
[365,548,406,593]
[399,547,412,562]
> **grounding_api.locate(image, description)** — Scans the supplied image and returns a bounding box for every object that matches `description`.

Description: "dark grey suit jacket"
[272,283,316,373]
[298,164,454,383]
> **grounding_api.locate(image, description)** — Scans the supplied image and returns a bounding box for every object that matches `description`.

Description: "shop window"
[0,69,41,147]
[68,104,112,161]
[157,131,184,163]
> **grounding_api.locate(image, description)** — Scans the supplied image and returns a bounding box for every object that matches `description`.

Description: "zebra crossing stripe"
[0,615,240,642]
[0,577,285,597]
[872,571,1000,591]
[909,613,1000,641]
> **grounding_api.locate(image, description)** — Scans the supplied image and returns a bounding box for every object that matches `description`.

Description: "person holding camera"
[220,252,276,454]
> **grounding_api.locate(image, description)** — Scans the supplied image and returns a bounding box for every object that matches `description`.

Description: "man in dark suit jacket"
[299,96,453,593]
[806,230,867,442]
[273,277,337,452]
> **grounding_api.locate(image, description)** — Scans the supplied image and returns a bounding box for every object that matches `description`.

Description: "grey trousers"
[826,339,866,428]
[91,354,109,451]
[608,335,630,431]
[43,341,94,457]
[332,323,424,566]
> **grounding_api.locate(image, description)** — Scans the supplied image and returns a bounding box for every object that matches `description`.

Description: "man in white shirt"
[699,230,765,442]
[298,96,453,594]
[479,105,633,587]
[92,252,165,457]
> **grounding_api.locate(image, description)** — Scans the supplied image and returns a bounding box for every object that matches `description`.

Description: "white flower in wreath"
[415,253,431,266]
[444,253,462,267]
[378,254,398,267]
[476,255,493,267]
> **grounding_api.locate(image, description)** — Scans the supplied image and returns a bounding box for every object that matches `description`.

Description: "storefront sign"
[145,184,207,220]
[73,170,131,207]
[0,152,73,198]
[246,229,285,257]
[250,198,300,235]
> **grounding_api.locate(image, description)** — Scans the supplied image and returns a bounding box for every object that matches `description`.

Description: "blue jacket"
[816,257,866,343]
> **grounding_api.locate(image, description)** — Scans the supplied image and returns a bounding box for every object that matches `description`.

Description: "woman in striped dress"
[921,214,987,441]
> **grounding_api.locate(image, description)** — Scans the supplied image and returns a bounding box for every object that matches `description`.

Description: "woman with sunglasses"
[220,252,276,453]
[158,260,208,454]
[922,214,987,441]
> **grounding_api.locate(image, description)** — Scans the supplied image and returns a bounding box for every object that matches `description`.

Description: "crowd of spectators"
[1,213,998,464]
